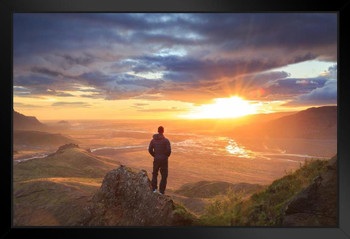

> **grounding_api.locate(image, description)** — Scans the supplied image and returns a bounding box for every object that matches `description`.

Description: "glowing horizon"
[180,96,258,119]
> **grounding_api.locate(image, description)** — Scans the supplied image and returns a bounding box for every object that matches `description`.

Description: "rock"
[81,166,196,226]
[282,156,337,226]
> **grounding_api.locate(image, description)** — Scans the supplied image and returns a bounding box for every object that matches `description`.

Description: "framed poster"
[2,0,350,238]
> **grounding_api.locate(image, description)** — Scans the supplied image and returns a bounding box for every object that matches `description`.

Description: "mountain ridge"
[13,109,46,130]
[232,106,337,139]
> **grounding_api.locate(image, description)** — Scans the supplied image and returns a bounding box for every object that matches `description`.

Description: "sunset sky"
[13,13,337,120]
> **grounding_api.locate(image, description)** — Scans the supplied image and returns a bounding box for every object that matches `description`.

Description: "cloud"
[132,102,150,109]
[13,13,337,105]
[191,13,337,60]
[283,80,337,106]
[136,107,184,112]
[13,102,41,108]
[283,65,337,106]
[263,77,327,96]
[51,102,92,107]
[31,67,64,78]
[59,53,95,66]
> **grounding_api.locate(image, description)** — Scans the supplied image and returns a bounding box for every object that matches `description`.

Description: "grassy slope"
[197,157,332,226]
[13,148,119,226]
[14,148,118,181]
[169,181,264,216]
[175,181,264,198]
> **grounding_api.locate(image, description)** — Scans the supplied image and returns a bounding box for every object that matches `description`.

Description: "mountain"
[232,106,337,139]
[175,181,264,198]
[13,109,46,130]
[13,110,78,149]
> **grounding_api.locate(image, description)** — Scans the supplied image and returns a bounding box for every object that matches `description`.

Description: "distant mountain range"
[232,106,337,139]
[13,109,46,130]
[13,110,77,148]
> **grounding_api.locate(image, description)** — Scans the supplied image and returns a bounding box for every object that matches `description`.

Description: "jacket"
[148,133,171,160]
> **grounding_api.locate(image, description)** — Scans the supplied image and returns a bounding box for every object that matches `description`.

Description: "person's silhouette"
[148,126,171,195]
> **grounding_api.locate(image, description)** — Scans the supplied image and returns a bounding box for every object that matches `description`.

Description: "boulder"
[81,166,196,226]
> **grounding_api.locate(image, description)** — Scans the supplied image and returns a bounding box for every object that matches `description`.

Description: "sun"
[181,96,257,119]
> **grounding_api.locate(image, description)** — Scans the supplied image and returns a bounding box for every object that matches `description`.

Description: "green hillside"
[14,146,118,182]
[175,181,264,198]
[13,145,119,226]
[197,156,333,226]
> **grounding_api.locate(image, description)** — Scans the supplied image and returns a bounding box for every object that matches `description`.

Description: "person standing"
[148,126,171,195]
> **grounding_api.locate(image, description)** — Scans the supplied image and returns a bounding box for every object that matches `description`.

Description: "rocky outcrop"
[282,156,337,226]
[56,143,80,153]
[81,166,196,226]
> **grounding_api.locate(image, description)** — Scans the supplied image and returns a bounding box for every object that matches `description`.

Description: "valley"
[12,106,337,225]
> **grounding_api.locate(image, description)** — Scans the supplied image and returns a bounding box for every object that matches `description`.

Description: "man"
[148,126,171,195]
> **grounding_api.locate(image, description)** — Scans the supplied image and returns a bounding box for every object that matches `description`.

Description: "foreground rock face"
[282,156,337,226]
[81,166,195,226]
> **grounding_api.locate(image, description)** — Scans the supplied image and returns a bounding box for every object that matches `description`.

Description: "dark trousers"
[151,158,168,194]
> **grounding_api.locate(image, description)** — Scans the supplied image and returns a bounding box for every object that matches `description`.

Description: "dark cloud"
[189,13,336,60]
[283,65,337,106]
[13,13,336,59]
[283,80,337,106]
[31,67,64,78]
[263,77,328,96]
[59,53,96,67]
[135,54,313,84]
[14,73,77,97]
[13,13,337,105]
[117,78,164,88]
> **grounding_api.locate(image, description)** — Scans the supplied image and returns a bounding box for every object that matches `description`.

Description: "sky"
[13,13,337,120]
